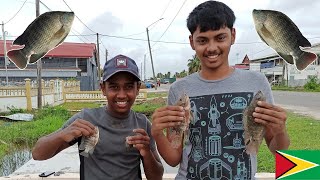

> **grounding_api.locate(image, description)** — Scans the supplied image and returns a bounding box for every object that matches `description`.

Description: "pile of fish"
[168,93,192,149]
[243,90,266,155]
[252,9,317,71]
[79,126,99,157]
[7,11,75,69]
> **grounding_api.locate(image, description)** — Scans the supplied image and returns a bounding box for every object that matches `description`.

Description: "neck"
[106,107,130,119]
[199,66,234,80]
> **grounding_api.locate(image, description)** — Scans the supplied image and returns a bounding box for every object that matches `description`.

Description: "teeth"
[116,101,127,105]
[208,54,219,58]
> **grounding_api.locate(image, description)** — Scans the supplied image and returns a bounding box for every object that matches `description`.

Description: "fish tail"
[7,49,28,69]
[245,140,259,155]
[296,51,317,71]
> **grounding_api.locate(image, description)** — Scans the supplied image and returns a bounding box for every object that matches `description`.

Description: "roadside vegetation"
[272,76,320,92]
[0,91,319,175]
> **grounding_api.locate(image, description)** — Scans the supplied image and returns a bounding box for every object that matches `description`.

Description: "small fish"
[7,11,75,69]
[252,9,317,71]
[243,91,266,155]
[168,93,192,149]
[79,126,99,157]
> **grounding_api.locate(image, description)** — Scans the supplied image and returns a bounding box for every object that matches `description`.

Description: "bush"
[304,76,320,91]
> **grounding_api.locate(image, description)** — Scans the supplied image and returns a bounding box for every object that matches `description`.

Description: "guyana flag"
[276,150,320,179]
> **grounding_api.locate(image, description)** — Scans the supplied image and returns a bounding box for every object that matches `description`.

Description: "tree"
[187,54,201,74]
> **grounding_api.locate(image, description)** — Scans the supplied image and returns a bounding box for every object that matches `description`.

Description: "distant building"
[232,54,250,70]
[0,40,99,90]
[249,45,320,87]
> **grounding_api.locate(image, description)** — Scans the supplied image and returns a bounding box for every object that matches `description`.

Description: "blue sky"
[1,0,319,78]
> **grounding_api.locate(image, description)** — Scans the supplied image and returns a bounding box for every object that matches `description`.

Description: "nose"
[207,40,218,52]
[117,88,127,98]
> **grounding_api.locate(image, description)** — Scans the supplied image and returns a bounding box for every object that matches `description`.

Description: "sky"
[1,0,320,79]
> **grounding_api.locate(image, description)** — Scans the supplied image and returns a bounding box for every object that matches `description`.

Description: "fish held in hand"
[243,91,266,155]
[252,9,317,71]
[168,93,192,149]
[7,11,75,69]
[79,126,99,157]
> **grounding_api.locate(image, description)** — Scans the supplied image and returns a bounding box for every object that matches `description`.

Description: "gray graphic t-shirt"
[168,69,273,180]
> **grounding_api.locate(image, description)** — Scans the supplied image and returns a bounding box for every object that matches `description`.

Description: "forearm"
[268,131,290,155]
[32,131,69,160]
[142,150,164,180]
[154,134,182,166]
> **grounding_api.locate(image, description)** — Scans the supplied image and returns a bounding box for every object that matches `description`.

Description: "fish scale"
[243,90,266,155]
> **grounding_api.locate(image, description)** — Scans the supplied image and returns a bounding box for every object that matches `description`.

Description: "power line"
[3,0,28,25]
[62,0,97,33]
[151,0,188,48]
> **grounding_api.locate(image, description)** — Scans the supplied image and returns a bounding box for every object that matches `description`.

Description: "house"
[249,45,320,87]
[232,54,250,70]
[0,40,99,90]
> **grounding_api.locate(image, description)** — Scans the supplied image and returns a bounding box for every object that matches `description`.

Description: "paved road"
[273,91,320,120]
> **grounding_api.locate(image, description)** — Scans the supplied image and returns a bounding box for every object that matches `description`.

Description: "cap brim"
[103,69,141,82]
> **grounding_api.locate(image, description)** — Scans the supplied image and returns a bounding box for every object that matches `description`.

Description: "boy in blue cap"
[32,54,164,180]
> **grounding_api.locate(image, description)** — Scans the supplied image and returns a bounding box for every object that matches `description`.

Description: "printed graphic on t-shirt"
[186,92,254,180]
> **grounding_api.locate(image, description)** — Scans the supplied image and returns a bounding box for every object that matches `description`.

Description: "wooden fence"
[0,79,147,112]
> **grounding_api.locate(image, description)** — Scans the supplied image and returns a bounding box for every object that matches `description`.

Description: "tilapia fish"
[79,126,99,157]
[168,93,192,149]
[7,11,75,69]
[252,9,317,71]
[243,91,266,155]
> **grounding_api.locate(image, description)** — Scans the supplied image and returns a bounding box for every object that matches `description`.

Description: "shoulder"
[170,73,197,90]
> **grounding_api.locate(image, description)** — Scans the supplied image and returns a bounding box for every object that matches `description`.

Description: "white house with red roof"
[0,40,99,90]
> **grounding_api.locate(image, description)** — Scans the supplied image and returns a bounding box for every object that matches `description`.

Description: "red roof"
[0,40,96,58]
[232,64,249,70]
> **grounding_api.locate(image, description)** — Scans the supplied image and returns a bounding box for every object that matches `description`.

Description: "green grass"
[257,112,320,172]
[57,102,102,111]
[147,92,168,99]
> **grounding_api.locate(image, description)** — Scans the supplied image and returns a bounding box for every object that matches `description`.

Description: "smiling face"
[189,26,236,76]
[100,71,140,118]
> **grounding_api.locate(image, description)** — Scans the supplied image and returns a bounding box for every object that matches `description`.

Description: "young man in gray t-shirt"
[32,54,163,180]
[151,1,290,179]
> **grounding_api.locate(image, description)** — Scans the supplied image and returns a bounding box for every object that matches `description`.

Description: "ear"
[189,35,195,50]
[231,28,236,45]
[100,82,107,96]
[136,82,141,96]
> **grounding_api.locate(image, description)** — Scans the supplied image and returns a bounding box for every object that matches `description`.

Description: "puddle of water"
[0,147,32,176]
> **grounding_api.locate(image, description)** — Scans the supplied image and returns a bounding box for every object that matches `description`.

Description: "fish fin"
[7,49,28,69]
[277,52,294,64]
[13,35,27,46]
[29,52,47,64]
[259,25,276,46]
[52,26,67,44]
[79,151,89,158]
[295,52,317,71]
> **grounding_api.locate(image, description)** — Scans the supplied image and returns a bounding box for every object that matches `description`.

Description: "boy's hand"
[126,129,151,156]
[61,119,96,143]
[253,101,287,135]
[151,106,185,138]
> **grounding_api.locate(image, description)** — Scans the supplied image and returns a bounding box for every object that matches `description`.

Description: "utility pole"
[144,54,146,81]
[36,0,42,109]
[140,62,143,80]
[2,22,8,86]
[96,33,101,81]
[146,27,157,90]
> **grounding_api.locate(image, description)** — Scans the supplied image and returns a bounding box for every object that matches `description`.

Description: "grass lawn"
[257,112,320,172]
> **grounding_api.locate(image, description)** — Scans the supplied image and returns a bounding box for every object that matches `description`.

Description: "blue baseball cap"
[102,54,141,82]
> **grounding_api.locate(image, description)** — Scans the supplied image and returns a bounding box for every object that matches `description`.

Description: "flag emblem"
[276,150,320,179]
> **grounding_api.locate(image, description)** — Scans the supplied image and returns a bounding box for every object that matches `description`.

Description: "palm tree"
[187,54,201,74]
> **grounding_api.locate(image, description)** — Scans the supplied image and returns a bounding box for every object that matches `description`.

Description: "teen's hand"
[253,101,287,135]
[126,129,151,156]
[151,106,185,138]
[61,119,96,143]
